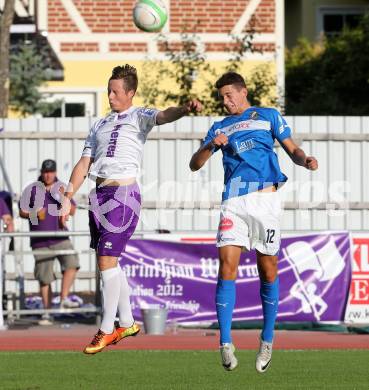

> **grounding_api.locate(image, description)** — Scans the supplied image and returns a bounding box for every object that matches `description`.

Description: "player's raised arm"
[280,137,318,171]
[156,99,202,125]
[189,133,228,171]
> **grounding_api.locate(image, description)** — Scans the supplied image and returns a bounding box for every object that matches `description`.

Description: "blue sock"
[260,277,279,343]
[216,279,236,345]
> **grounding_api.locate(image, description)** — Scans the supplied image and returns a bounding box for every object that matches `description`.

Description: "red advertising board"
[345,235,369,323]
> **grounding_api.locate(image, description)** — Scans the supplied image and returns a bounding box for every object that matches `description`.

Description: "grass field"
[0,350,368,390]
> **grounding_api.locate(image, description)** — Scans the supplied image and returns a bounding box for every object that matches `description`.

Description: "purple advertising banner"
[119,232,352,323]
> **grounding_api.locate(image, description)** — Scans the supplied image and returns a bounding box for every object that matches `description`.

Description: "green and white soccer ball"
[133,0,168,32]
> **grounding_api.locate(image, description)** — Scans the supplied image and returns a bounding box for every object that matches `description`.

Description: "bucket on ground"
[141,308,168,335]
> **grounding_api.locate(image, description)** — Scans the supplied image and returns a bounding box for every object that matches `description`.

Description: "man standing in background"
[19,159,80,325]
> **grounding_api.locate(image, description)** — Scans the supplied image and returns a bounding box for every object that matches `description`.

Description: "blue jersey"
[203,107,292,201]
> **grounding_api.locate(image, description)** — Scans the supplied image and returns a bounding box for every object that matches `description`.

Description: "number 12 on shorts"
[266,229,275,243]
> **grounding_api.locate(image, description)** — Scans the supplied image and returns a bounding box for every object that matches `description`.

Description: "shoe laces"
[259,342,272,360]
[91,330,105,345]
[221,344,234,362]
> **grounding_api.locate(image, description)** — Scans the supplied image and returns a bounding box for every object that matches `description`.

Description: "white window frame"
[41,91,98,117]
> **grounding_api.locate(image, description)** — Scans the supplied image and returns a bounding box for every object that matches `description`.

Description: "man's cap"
[41,159,57,172]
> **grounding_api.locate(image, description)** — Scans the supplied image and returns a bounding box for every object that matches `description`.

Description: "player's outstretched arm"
[280,138,318,170]
[156,99,202,125]
[189,133,228,171]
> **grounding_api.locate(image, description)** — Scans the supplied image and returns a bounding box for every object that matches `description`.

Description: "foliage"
[140,31,214,110]
[139,29,278,116]
[9,42,61,116]
[285,14,369,115]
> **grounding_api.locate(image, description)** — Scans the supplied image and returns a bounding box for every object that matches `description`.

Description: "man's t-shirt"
[202,107,292,201]
[26,179,76,248]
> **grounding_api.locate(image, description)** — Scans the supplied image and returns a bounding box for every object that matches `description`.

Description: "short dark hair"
[110,64,138,92]
[215,72,246,90]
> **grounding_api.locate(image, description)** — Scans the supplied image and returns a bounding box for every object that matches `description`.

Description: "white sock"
[100,266,121,334]
[118,268,134,327]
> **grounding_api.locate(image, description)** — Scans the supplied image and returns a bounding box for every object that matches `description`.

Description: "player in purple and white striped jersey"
[60,64,201,354]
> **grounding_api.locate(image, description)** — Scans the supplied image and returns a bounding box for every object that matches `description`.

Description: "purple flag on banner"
[119,232,351,324]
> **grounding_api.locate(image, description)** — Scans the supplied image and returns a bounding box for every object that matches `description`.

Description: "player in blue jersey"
[190,72,318,373]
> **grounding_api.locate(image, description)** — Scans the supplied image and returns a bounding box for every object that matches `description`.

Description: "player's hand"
[185,99,202,114]
[305,156,318,170]
[211,133,228,148]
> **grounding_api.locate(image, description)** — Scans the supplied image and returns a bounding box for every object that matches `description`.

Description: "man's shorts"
[88,182,141,257]
[34,239,80,285]
[216,190,282,256]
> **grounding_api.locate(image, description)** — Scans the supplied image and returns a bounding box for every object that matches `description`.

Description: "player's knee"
[219,260,238,280]
[259,269,278,283]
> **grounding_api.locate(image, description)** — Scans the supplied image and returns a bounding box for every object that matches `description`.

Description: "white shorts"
[216,191,282,255]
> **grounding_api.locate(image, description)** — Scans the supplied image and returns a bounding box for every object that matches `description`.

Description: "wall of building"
[285,0,302,48]
[285,0,369,47]
[36,0,283,116]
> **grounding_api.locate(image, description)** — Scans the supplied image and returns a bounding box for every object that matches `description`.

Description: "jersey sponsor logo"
[233,138,255,154]
[106,124,123,157]
[221,119,271,137]
[219,217,233,231]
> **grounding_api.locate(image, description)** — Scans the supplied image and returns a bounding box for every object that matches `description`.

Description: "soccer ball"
[133,0,168,32]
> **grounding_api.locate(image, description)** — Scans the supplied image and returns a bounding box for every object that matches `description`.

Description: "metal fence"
[0,230,99,322]
[0,115,368,295]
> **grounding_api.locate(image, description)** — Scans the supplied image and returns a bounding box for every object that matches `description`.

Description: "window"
[40,92,97,117]
[317,7,367,37]
[47,102,86,117]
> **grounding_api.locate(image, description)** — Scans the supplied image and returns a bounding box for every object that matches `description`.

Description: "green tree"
[0,0,15,117]
[140,31,215,113]
[139,30,277,116]
[9,42,60,116]
[285,14,369,115]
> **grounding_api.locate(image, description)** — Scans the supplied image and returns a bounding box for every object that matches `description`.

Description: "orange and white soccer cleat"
[83,329,119,354]
[112,321,140,344]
